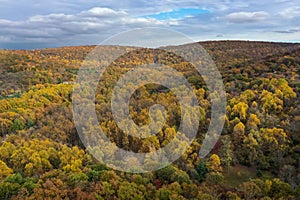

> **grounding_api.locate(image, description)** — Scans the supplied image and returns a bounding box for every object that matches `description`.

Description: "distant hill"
[1,41,299,95]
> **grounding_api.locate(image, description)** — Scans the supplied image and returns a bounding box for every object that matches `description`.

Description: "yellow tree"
[233,122,245,146]
[261,128,289,170]
[231,102,249,121]
[260,90,283,114]
[0,160,13,179]
[243,132,259,166]
[247,114,261,130]
[240,89,256,103]
[207,154,222,172]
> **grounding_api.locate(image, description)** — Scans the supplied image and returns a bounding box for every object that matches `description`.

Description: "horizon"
[1,39,300,51]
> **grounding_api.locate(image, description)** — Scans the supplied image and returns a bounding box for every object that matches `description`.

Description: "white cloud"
[279,7,300,19]
[0,19,11,24]
[29,14,73,23]
[82,7,127,18]
[121,17,162,25]
[0,7,180,48]
[226,11,270,23]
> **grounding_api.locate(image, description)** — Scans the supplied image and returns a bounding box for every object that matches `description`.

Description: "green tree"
[240,181,261,200]
[195,161,209,182]
[117,181,146,200]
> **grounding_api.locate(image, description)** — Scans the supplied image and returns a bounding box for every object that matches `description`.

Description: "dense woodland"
[0,41,300,199]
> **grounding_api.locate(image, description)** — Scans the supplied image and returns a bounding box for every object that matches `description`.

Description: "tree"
[156,187,171,200]
[268,178,294,199]
[261,128,289,170]
[225,191,241,200]
[240,89,256,103]
[117,181,146,200]
[279,165,297,187]
[170,169,191,184]
[0,173,23,199]
[231,102,249,120]
[220,135,234,171]
[268,78,296,104]
[240,181,261,200]
[260,90,283,114]
[181,183,198,199]
[195,161,209,182]
[0,160,13,180]
[0,142,17,163]
[167,184,186,199]
[242,131,259,166]
[10,118,25,132]
[67,172,88,188]
[246,114,260,130]
[206,172,224,184]
[156,165,175,183]
[30,178,68,199]
[207,154,222,172]
[94,181,115,199]
[233,122,245,146]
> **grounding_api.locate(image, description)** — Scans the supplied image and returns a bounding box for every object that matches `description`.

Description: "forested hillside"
[0,41,300,199]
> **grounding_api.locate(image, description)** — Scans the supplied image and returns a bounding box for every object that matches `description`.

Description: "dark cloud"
[273,29,300,34]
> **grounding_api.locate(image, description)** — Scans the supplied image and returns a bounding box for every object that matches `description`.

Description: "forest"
[0,41,300,199]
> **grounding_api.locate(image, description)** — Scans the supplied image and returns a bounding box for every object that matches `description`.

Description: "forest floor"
[222,165,273,188]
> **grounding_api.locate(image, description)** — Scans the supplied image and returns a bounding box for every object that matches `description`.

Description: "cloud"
[82,7,127,18]
[121,17,163,26]
[226,11,270,23]
[0,7,173,47]
[279,7,300,19]
[0,35,11,42]
[29,14,72,23]
[273,29,300,34]
[1,1,300,49]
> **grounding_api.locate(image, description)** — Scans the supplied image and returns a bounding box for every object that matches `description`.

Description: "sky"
[0,0,299,49]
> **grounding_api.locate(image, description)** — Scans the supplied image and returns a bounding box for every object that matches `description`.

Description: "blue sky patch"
[142,8,209,20]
